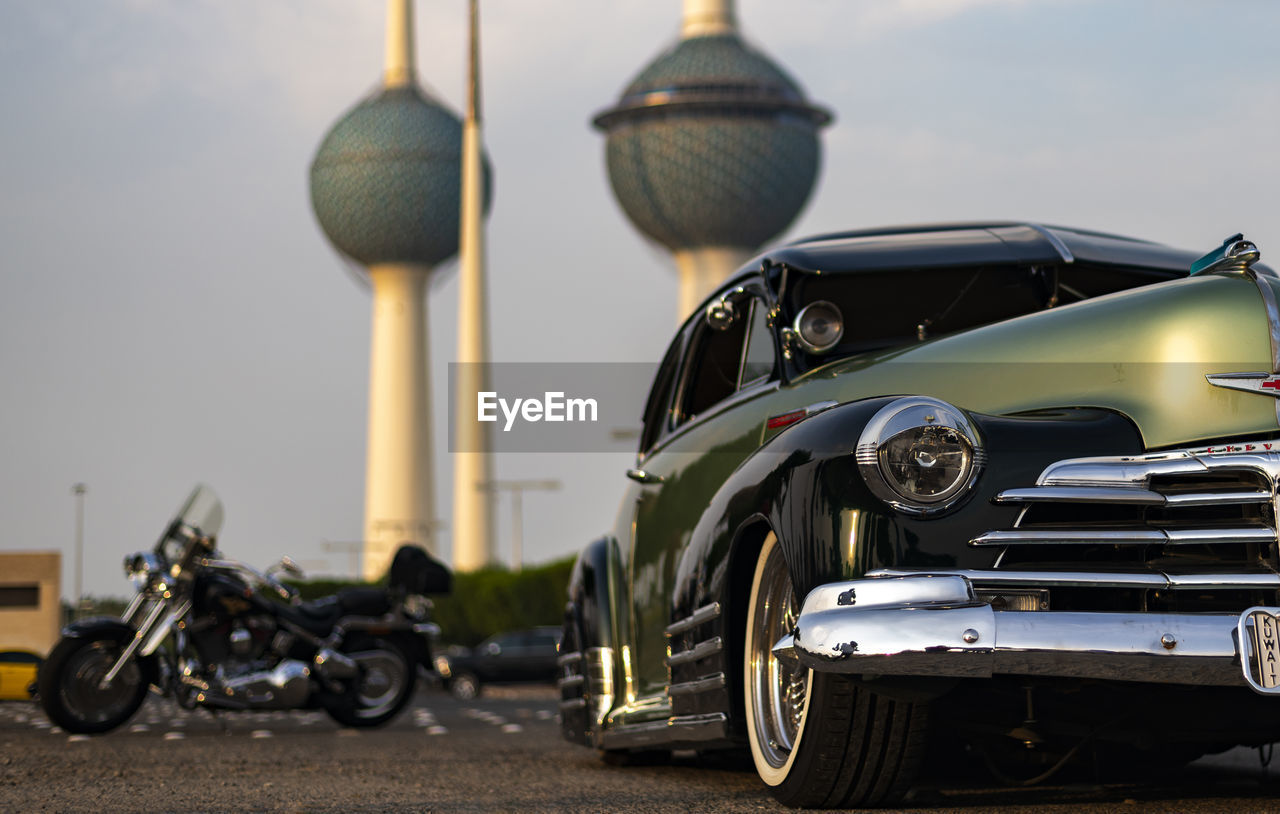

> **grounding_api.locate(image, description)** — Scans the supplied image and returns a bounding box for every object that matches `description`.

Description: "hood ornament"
[1191,233,1261,276]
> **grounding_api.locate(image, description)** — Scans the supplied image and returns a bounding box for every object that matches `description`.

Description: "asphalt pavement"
[4,686,1280,813]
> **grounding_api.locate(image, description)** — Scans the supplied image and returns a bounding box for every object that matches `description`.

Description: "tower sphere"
[594,34,831,252]
[311,85,490,269]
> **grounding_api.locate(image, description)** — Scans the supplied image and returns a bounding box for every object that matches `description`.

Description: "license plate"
[1239,607,1280,695]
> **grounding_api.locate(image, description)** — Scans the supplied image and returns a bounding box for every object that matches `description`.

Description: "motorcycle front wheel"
[321,636,415,727]
[38,635,149,734]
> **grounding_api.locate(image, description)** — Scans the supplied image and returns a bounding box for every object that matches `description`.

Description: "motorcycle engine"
[189,573,281,671]
[184,573,312,710]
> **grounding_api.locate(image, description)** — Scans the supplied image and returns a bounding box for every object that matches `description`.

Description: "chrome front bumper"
[786,574,1262,689]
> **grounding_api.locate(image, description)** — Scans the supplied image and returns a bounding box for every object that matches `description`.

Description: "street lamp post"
[71,483,86,618]
[479,480,560,571]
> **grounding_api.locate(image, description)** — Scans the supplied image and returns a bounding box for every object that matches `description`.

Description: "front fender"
[55,616,160,686]
[674,399,1145,618]
[60,616,140,641]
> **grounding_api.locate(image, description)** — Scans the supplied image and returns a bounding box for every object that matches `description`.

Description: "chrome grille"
[975,444,1280,566]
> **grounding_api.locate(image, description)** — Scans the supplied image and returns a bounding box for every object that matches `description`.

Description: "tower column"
[452,0,495,572]
[673,246,752,320]
[364,262,435,576]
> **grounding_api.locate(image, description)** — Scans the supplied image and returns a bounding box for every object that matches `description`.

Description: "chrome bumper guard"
[785,574,1280,694]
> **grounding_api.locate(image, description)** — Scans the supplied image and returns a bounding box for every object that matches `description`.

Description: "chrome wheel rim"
[59,641,142,725]
[351,648,408,718]
[747,536,811,773]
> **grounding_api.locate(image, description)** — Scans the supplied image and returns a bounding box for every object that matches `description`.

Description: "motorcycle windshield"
[172,484,224,539]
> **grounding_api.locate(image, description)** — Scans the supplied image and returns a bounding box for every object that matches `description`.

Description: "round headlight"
[793,301,844,354]
[856,397,985,515]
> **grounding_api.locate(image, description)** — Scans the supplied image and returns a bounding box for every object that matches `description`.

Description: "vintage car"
[557,222,1280,807]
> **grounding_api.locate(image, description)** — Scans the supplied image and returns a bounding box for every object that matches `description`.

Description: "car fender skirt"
[791,575,1245,686]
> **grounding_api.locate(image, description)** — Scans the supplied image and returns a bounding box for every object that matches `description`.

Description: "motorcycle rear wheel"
[39,634,149,734]
[322,636,415,727]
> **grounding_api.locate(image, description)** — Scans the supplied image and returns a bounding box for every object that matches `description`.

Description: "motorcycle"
[38,484,451,734]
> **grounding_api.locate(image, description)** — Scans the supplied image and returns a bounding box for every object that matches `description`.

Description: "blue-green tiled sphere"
[311,85,488,268]
[595,35,830,252]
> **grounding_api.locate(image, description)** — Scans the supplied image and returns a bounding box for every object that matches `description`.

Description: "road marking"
[67,735,90,743]
[163,732,185,740]
[427,725,448,736]
[251,730,273,739]
[501,723,523,734]
[130,724,150,733]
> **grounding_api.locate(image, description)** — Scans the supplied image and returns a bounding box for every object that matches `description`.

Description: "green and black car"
[558,223,1280,807]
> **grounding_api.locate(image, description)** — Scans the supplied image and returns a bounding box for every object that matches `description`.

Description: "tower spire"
[681,0,737,39]
[452,0,495,572]
[384,0,416,88]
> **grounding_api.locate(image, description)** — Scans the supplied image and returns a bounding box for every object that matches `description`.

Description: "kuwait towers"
[311,0,485,577]
[594,0,832,320]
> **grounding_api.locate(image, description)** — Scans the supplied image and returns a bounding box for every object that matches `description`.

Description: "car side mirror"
[706,298,736,331]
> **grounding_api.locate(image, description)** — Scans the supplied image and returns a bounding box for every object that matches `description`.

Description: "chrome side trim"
[667,673,726,697]
[1164,490,1273,506]
[868,568,1280,591]
[665,602,721,637]
[996,486,1165,505]
[971,527,1276,547]
[584,646,615,730]
[972,530,1165,546]
[597,712,728,750]
[996,486,1272,507]
[666,636,723,667]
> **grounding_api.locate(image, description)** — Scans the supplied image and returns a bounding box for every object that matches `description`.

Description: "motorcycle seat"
[337,587,392,617]
[284,597,345,635]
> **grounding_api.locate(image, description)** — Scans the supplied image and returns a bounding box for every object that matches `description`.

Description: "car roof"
[753,222,1201,277]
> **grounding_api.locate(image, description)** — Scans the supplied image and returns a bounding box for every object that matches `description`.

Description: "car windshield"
[782,261,1173,367]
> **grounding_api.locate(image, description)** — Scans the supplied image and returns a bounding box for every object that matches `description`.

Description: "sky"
[1,0,1278,599]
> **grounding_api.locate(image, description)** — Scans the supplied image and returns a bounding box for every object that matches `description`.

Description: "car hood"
[793,273,1278,450]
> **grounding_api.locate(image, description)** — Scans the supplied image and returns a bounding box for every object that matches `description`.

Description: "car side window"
[678,306,749,423]
[639,337,684,454]
[738,301,776,388]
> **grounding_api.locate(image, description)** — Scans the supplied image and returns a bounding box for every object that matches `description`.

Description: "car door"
[625,287,780,698]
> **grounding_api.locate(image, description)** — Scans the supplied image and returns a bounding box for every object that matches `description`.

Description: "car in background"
[436,627,561,699]
[558,223,1280,808]
[0,651,41,700]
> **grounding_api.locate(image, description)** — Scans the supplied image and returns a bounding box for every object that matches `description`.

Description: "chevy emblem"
[1206,372,1280,396]
[1239,607,1280,695]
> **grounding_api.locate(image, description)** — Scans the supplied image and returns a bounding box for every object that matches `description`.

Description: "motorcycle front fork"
[100,597,190,689]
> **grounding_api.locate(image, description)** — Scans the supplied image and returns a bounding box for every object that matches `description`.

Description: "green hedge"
[289,556,575,648]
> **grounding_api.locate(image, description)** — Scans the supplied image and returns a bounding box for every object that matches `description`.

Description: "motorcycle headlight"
[856,397,985,515]
[124,552,162,590]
